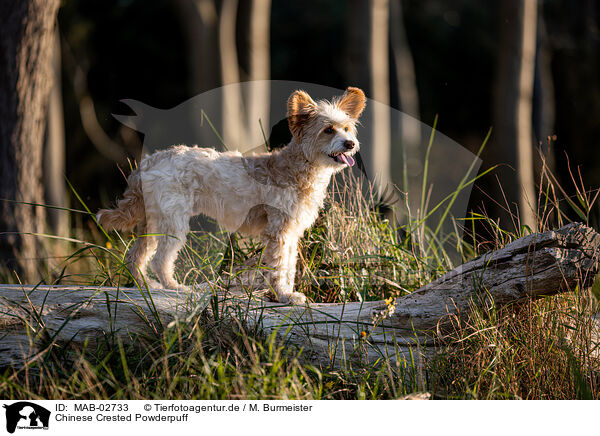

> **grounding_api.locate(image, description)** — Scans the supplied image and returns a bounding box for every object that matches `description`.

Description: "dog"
[97,87,366,304]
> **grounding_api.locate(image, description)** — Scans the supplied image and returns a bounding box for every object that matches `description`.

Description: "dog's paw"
[146,279,163,289]
[278,292,307,305]
[156,281,187,291]
[254,288,278,301]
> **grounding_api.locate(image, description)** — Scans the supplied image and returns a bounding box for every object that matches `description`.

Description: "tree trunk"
[532,3,555,173]
[0,0,61,281]
[218,0,246,150]
[43,24,68,240]
[389,0,421,226]
[346,0,371,89]
[215,0,271,153]
[390,0,420,128]
[246,0,271,143]
[369,0,391,195]
[1,223,597,368]
[346,0,391,195]
[174,0,221,94]
[492,0,538,230]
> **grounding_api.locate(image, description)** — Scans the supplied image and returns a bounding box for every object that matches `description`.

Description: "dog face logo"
[2,402,50,434]
[286,87,365,171]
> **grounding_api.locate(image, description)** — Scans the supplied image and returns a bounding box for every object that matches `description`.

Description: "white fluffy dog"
[97,87,366,304]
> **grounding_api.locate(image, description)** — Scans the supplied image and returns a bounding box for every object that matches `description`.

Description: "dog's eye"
[344,127,349,132]
[324,127,334,134]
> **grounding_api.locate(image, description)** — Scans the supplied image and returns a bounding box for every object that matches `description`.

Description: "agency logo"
[2,402,50,434]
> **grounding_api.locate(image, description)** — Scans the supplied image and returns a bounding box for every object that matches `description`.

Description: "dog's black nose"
[344,140,355,150]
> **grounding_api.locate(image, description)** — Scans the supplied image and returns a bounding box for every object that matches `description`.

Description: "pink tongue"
[339,154,355,167]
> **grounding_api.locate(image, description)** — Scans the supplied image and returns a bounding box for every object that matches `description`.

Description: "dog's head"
[287,87,366,171]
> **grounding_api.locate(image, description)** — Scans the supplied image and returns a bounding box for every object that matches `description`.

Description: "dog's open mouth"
[329,152,355,167]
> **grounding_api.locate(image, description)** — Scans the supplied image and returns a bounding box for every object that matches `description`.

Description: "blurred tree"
[57,0,187,215]
[51,0,600,234]
[43,26,68,240]
[390,0,420,130]
[0,0,61,281]
[246,0,271,139]
[370,0,392,193]
[270,0,346,87]
[533,1,555,168]
[390,0,421,216]
[545,0,600,223]
[346,0,370,89]
[66,47,129,166]
[491,0,538,230]
[175,0,221,94]
[219,0,248,148]
[214,0,271,150]
[346,0,391,193]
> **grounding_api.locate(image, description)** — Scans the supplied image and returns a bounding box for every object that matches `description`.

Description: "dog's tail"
[97,170,145,231]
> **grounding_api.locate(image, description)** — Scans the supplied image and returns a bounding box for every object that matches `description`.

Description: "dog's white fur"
[97,87,366,304]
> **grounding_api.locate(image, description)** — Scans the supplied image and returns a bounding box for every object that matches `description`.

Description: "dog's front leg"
[262,234,306,305]
[285,239,300,296]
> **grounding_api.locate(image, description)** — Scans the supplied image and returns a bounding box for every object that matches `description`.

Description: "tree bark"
[1,223,597,368]
[492,0,538,230]
[0,0,61,281]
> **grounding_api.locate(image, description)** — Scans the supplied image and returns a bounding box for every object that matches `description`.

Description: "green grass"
[1,146,600,400]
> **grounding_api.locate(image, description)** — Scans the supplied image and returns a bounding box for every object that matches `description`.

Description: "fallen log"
[1,222,599,368]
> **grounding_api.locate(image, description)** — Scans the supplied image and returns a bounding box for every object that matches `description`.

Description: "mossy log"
[1,222,598,368]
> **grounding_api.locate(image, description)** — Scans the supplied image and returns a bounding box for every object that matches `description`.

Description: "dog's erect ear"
[338,87,366,119]
[287,90,317,139]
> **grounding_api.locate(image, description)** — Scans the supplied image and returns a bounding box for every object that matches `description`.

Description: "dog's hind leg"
[126,220,158,287]
[150,216,189,290]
